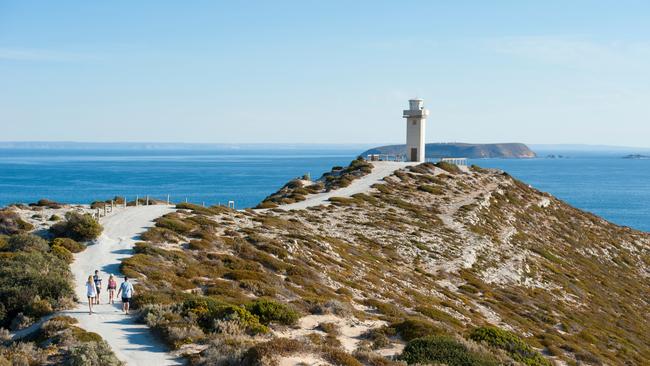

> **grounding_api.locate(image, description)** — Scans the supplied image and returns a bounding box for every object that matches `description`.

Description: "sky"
[1,1,650,146]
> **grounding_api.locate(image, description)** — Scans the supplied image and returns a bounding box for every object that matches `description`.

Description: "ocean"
[0,147,648,232]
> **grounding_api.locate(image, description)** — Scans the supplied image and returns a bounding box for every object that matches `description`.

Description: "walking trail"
[68,205,180,365]
[277,161,416,210]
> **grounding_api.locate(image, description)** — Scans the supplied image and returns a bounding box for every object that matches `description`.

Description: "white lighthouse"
[402,98,429,162]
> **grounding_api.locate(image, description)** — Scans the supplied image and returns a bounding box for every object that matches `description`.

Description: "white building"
[402,98,429,162]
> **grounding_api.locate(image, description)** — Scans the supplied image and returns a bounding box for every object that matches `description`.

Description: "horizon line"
[0,141,649,150]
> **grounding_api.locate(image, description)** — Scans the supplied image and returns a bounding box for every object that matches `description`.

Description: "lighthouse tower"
[402,98,429,162]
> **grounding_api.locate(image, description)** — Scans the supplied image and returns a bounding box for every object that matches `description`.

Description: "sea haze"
[0,146,648,232]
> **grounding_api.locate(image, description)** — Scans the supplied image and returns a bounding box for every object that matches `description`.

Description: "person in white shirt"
[86,275,97,315]
[116,276,135,315]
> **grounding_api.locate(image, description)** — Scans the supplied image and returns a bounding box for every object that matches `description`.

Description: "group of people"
[85,270,135,315]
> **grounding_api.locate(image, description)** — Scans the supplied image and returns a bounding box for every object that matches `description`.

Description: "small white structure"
[402,98,429,162]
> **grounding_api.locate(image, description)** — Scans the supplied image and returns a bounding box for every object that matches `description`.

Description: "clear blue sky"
[2,1,650,146]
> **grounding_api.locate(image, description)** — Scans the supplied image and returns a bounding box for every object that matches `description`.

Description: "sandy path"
[66,205,181,365]
[277,161,416,210]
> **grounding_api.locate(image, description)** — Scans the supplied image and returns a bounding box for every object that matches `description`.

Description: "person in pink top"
[107,274,117,304]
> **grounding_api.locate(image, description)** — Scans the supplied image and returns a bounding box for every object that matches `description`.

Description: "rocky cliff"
[362,142,536,159]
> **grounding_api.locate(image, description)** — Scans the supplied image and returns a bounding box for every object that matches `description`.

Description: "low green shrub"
[321,347,363,366]
[30,199,62,209]
[175,203,231,215]
[400,335,498,365]
[51,244,73,263]
[140,227,181,243]
[317,322,340,336]
[7,234,49,253]
[131,290,177,309]
[0,250,73,327]
[470,165,489,173]
[435,162,462,174]
[141,305,205,349]
[0,210,33,235]
[27,297,53,317]
[362,327,395,350]
[183,296,268,335]
[468,326,550,366]
[50,212,102,241]
[188,239,212,250]
[52,237,86,253]
[414,305,462,327]
[223,270,268,282]
[245,299,300,326]
[241,337,306,365]
[238,280,277,297]
[255,201,279,209]
[418,185,443,195]
[393,318,446,341]
[67,339,122,366]
[363,299,403,319]
[71,327,104,343]
[155,216,194,235]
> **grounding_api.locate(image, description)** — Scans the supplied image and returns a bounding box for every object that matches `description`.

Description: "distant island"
[623,154,650,159]
[361,142,536,159]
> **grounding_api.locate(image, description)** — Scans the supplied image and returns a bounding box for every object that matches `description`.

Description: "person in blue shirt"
[93,270,102,305]
[116,276,135,315]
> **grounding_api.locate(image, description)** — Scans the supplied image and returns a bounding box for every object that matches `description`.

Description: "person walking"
[116,276,135,314]
[86,275,97,315]
[93,270,103,305]
[107,274,117,305]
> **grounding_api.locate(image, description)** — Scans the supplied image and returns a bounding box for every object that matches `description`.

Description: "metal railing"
[365,154,407,162]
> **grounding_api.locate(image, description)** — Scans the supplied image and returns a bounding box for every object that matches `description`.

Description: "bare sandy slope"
[277,161,416,210]
[67,205,181,365]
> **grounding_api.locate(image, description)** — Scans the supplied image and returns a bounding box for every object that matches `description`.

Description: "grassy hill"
[123,162,649,365]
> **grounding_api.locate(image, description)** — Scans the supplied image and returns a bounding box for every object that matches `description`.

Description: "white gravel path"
[276,161,416,210]
[67,205,181,365]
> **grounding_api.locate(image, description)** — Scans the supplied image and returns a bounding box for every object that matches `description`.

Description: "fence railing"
[365,154,407,162]
[91,195,237,219]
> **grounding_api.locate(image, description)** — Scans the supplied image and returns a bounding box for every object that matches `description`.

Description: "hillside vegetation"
[0,316,121,365]
[123,162,649,365]
[0,206,113,364]
[256,158,373,209]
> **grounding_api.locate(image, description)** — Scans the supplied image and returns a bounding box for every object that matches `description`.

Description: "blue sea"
[0,147,648,232]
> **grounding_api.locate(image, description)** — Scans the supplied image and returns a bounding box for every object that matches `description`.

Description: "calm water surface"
[0,148,357,209]
[0,148,648,232]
